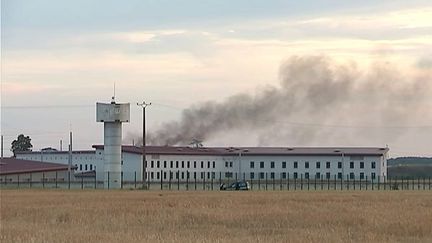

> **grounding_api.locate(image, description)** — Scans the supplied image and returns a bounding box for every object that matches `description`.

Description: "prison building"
[16,146,388,182]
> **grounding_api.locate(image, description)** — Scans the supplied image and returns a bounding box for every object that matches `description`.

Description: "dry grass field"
[1,190,431,243]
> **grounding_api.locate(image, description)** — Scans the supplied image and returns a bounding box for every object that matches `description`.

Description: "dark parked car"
[220,181,250,191]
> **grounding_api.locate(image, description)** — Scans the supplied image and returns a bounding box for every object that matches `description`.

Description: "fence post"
[327,176,330,190]
[108,171,110,190]
[353,175,356,190]
[340,175,343,190]
[17,174,20,188]
[258,174,261,190]
[307,177,309,191]
[287,173,290,191]
[68,171,70,189]
[169,171,172,190]
[334,175,337,190]
[160,170,163,190]
[194,173,197,190]
[418,177,420,190]
[366,176,368,190]
[219,172,222,189]
[95,171,97,189]
[134,171,137,189]
[280,173,282,190]
[321,175,324,190]
[273,175,276,190]
[43,172,45,188]
[300,174,303,190]
[265,173,268,191]
[211,173,214,190]
[55,171,58,188]
[429,177,431,190]
[203,173,206,191]
[30,173,32,188]
[177,170,180,191]
[294,175,296,190]
[81,175,84,189]
[314,176,317,190]
[186,171,189,191]
[121,172,124,189]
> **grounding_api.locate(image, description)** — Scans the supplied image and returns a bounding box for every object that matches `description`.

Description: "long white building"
[16,145,388,182]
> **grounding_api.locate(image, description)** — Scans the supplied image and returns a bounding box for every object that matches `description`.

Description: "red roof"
[0,157,76,175]
[92,145,389,156]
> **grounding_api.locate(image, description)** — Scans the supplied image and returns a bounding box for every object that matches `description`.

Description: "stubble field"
[1,190,431,243]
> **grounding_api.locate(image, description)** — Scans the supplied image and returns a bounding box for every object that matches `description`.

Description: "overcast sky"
[1,0,432,157]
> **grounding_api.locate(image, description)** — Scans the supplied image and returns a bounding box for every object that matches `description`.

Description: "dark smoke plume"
[141,56,432,146]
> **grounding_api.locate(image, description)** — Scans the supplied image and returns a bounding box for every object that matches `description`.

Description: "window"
[371,172,376,179]
[305,162,309,169]
[350,162,354,169]
[170,161,173,168]
[260,161,264,168]
[193,172,197,179]
[176,161,179,168]
[200,172,204,179]
[80,164,82,170]
[181,161,184,168]
[350,172,355,179]
[213,161,215,168]
[326,172,330,179]
[225,172,233,178]
[305,173,309,179]
[294,162,298,169]
[337,172,342,179]
[85,164,88,170]
[316,162,321,169]
[194,161,197,168]
[294,172,298,179]
[164,161,167,168]
[225,161,229,167]
[326,162,330,169]
[270,161,275,169]
[316,172,321,179]
[207,172,210,179]
[157,161,160,168]
[338,162,342,169]
[282,161,286,169]
[187,161,190,168]
[208,161,210,168]
[360,173,364,179]
[201,161,204,168]
[151,172,154,179]
[229,162,233,167]
[259,172,265,179]
[163,172,167,179]
[156,172,160,180]
[371,162,376,169]
[211,172,215,179]
[360,162,364,169]
[250,161,254,168]
[151,161,154,168]
[181,172,184,180]
[90,164,93,170]
[250,172,255,179]
[282,172,287,179]
[270,172,275,179]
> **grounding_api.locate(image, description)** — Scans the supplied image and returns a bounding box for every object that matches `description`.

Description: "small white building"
[17,146,388,182]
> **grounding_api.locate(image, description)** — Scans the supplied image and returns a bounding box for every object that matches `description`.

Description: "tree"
[11,134,33,156]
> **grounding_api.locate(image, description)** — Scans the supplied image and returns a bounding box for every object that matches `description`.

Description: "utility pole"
[137,101,151,188]
[1,135,3,158]
[68,131,73,184]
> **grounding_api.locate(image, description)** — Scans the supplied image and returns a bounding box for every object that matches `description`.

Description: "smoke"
[139,56,432,146]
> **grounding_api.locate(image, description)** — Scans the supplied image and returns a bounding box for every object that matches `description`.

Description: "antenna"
[111,82,116,104]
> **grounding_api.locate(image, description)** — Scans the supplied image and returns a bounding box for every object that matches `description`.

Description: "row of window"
[149,160,216,169]
[249,161,376,169]
[75,164,95,171]
[148,171,378,180]
[150,171,216,180]
[249,172,376,180]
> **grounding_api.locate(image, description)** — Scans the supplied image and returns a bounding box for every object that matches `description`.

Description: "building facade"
[17,146,388,182]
